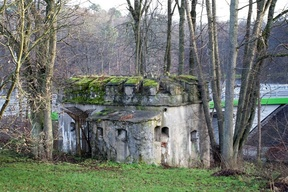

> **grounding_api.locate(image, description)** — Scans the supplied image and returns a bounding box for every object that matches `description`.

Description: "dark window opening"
[190,130,198,142]
[190,130,199,152]
[161,127,169,143]
[162,127,169,137]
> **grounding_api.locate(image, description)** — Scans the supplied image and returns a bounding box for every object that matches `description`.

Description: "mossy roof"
[63,75,199,105]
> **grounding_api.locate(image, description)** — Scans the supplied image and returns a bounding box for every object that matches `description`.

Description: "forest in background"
[50,3,288,83]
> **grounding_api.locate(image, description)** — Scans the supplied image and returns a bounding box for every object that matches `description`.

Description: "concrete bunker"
[58,75,210,167]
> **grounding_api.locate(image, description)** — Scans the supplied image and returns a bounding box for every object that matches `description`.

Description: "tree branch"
[256,53,288,62]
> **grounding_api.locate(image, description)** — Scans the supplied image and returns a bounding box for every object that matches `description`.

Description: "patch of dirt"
[212,169,245,177]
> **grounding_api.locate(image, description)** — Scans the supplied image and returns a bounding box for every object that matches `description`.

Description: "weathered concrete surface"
[63,75,201,106]
[59,75,210,167]
[160,105,210,167]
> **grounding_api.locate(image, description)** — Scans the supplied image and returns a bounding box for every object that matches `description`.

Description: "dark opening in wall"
[190,130,199,152]
[163,108,167,112]
[117,129,127,142]
[162,127,169,138]
[190,130,198,142]
[97,127,103,139]
[154,126,161,142]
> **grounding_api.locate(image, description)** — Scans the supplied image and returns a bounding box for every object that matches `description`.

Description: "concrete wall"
[90,119,161,164]
[58,112,76,153]
[59,75,210,167]
[59,104,210,167]
[159,105,210,167]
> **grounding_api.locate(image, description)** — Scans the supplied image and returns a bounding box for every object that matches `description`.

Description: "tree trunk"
[126,0,151,75]
[223,0,239,169]
[177,0,185,75]
[233,0,274,163]
[28,0,58,160]
[205,0,223,165]
[164,0,174,73]
[188,0,197,75]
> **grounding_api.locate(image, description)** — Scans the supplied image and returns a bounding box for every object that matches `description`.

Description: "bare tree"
[188,0,197,75]
[164,0,176,74]
[126,0,152,75]
[184,0,287,168]
[175,0,185,75]
[222,0,239,168]
[0,0,28,119]
[222,0,287,168]
[0,0,61,160]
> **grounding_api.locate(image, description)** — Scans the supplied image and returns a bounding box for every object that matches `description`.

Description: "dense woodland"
[0,0,287,169]
[52,3,288,83]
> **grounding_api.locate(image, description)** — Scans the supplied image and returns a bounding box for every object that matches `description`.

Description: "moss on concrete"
[125,76,143,85]
[64,76,109,104]
[88,76,112,104]
[108,76,127,85]
[63,75,201,105]
[143,79,158,87]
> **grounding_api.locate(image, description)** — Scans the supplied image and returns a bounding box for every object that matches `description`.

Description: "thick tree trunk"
[29,0,58,161]
[223,0,239,169]
[31,110,45,159]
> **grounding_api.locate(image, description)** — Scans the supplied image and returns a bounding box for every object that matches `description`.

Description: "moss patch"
[88,76,112,104]
[143,79,158,87]
[107,76,127,85]
[125,76,143,85]
[64,76,111,104]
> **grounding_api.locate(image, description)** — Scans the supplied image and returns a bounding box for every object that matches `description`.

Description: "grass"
[0,151,267,192]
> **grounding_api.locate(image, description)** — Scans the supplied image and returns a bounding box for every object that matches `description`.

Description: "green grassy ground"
[0,151,267,192]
